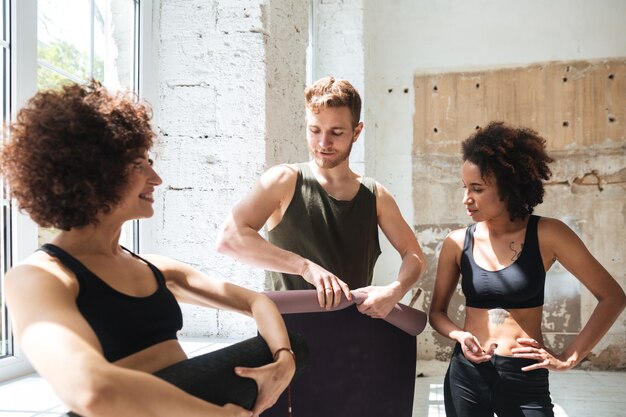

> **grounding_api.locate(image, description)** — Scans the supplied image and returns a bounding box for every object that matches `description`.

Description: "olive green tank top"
[267,163,381,290]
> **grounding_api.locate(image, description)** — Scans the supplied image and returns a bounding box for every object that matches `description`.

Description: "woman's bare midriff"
[114,339,188,373]
[464,306,544,356]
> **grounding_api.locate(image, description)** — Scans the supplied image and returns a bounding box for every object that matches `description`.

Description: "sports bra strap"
[39,243,91,285]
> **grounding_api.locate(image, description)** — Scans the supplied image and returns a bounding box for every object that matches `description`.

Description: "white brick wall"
[150,0,307,338]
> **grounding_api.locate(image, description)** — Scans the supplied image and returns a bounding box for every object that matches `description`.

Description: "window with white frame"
[36,0,140,247]
[1,0,12,361]
[0,0,150,381]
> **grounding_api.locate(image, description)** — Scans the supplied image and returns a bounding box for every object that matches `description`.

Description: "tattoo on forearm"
[509,241,524,261]
[488,308,510,326]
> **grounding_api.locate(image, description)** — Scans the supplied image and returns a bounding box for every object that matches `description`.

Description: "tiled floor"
[1,340,625,416]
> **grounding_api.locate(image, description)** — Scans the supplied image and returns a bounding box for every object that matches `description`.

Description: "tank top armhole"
[360,177,376,195]
[277,164,305,222]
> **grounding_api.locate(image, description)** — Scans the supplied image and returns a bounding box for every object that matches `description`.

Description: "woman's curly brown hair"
[0,81,154,230]
[462,121,554,221]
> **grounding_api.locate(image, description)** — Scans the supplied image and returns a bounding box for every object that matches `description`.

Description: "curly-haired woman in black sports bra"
[0,81,306,417]
[429,121,625,417]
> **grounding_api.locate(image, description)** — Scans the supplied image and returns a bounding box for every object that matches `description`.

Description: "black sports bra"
[39,244,183,362]
[460,215,546,309]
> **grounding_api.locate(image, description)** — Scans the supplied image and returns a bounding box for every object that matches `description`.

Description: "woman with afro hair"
[429,121,625,417]
[0,81,306,417]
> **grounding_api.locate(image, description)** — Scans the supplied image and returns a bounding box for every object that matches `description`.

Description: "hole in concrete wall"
[433,85,438,92]
[475,83,480,88]
[608,116,616,123]
[433,127,438,133]
[404,88,409,93]
[475,125,480,130]
[563,121,569,127]
[388,88,393,93]
[562,77,568,82]
[608,74,614,80]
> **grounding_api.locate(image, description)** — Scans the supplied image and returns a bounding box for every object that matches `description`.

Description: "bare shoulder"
[372,180,391,198]
[9,251,73,283]
[536,216,579,242]
[140,253,189,280]
[446,227,467,248]
[370,180,399,216]
[260,163,299,188]
[4,251,78,302]
[536,215,587,258]
[140,253,173,270]
[439,228,466,263]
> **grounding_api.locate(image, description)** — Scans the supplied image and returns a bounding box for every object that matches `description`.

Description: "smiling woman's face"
[114,150,162,221]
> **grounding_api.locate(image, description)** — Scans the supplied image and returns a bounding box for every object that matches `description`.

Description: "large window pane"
[36,0,139,246]
[37,0,136,91]
[38,0,91,87]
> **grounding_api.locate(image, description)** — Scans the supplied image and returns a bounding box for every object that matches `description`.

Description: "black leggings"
[66,333,308,416]
[444,343,554,417]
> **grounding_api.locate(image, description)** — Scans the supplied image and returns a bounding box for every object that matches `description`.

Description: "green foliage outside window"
[37,39,104,91]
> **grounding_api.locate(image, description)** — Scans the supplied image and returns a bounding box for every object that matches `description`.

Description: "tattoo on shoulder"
[509,241,524,261]
[488,308,510,326]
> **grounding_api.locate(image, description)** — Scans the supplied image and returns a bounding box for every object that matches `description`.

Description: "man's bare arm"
[216,164,351,307]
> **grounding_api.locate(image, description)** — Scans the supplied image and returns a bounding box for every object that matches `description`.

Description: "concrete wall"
[147,0,308,339]
[146,0,626,368]
[362,0,626,368]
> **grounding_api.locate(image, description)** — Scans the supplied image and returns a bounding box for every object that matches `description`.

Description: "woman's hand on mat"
[222,403,254,417]
[235,354,296,416]
[458,332,497,364]
[512,338,576,371]
[301,260,351,309]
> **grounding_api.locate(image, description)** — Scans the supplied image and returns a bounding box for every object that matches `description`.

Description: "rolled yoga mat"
[264,289,428,336]
[261,290,420,417]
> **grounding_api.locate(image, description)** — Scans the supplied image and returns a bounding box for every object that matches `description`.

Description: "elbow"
[71,386,108,416]
[427,308,444,330]
[418,256,427,280]
[215,234,231,256]
[64,368,119,416]
[409,254,427,285]
[602,286,626,315]
[215,222,237,257]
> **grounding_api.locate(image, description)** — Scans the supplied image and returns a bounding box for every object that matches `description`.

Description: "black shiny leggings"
[66,333,308,416]
[444,343,554,417]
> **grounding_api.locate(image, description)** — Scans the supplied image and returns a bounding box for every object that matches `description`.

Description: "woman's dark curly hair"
[0,81,154,230]
[462,121,554,221]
